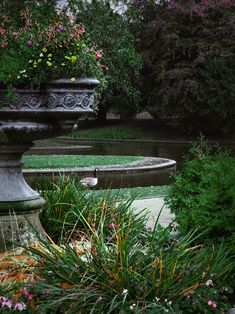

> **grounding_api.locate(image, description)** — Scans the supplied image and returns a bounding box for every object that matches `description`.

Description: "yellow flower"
[61,63,65,66]
[46,61,52,67]
[48,53,52,57]
[71,56,77,63]
[37,59,42,63]
[70,77,76,81]
[42,47,47,52]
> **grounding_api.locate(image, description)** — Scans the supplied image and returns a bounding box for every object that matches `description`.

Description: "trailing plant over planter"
[129,0,235,134]
[0,1,107,97]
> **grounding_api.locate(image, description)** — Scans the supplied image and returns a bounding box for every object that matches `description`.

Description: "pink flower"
[68,15,76,20]
[99,63,109,72]
[208,300,217,308]
[109,223,117,230]
[95,50,103,60]
[21,288,33,301]
[212,302,217,308]
[27,39,33,46]
[205,279,213,286]
[14,302,27,311]
[0,29,5,35]
[0,296,13,309]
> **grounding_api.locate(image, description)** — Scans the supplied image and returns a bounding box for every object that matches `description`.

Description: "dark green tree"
[129,0,235,134]
[69,0,142,120]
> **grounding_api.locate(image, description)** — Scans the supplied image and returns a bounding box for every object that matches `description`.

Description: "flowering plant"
[0,4,107,95]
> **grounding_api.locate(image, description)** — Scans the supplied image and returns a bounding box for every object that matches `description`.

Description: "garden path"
[132,197,174,229]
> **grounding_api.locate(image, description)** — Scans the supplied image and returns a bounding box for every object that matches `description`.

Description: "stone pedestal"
[0,143,46,252]
[0,209,46,252]
[0,143,40,202]
[0,78,99,252]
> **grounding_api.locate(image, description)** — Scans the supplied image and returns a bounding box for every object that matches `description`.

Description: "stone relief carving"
[4,92,94,111]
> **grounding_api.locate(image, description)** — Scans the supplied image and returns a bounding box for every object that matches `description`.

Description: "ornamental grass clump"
[0,2,107,96]
[39,175,145,243]
[5,220,233,313]
[1,175,234,313]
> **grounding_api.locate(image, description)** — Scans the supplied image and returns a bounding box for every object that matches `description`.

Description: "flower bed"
[0,177,234,313]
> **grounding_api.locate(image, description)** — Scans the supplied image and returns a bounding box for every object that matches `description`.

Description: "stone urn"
[0,78,99,251]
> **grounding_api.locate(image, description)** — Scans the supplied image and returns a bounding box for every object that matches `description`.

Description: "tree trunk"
[97,107,107,121]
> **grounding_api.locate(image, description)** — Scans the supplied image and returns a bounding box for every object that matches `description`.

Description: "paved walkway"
[131,197,174,229]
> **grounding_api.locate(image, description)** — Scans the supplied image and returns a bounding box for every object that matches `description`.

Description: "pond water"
[39,138,235,169]
[28,138,235,188]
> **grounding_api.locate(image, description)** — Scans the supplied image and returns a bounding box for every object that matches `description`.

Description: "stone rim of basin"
[23,157,176,173]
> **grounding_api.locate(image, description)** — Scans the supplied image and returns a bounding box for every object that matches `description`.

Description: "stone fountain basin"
[24,157,176,189]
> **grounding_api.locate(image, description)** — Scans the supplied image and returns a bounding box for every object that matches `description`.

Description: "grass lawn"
[94,185,170,199]
[69,120,192,141]
[69,120,235,141]
[23,154,144,169]
[71,125,150,140]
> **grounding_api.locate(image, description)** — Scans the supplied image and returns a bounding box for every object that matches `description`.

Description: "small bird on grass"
[79,168,98,188]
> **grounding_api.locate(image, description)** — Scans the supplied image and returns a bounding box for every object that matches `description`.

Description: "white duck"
[80,168,98,188]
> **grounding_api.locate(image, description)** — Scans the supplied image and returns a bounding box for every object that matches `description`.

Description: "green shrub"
[165,141,235,256]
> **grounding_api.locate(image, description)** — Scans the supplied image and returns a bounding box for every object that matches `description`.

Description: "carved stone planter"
[0,78,99,251]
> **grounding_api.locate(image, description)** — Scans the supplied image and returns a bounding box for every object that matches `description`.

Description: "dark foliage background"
[129,0,235,134]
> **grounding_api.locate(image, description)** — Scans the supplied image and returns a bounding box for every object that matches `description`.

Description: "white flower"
[130,306,134,310]
[39,53,43,57]
[155,297,160,302]
[29,60,33,63]
[122,289,128,295]
[205,279,213,286]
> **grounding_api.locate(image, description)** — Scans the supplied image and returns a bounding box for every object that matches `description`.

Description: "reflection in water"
[55,141,192,169]
[53,139,234,170]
